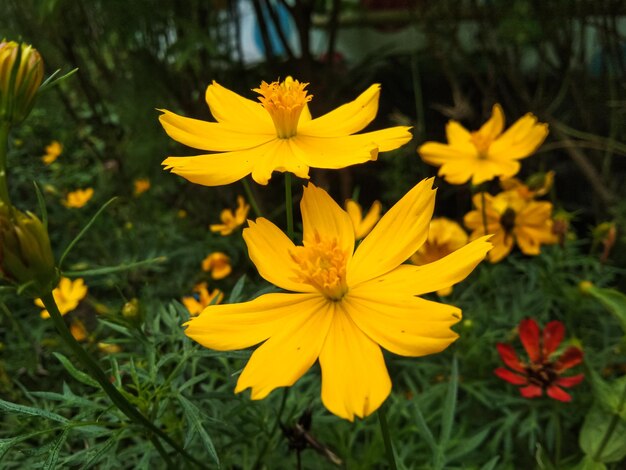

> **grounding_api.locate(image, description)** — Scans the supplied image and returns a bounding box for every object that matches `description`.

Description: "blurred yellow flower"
[201,252,231,279]
[35,277,88,319]
[410,218,469,296]
[177,209,188,219]
[210,196,249,235]
[42,140,62,165]
[63,188,94,208]
[464,190,557,263]
[160,77,412,186]
[133,178,151,196]
[185,179,491,420]
[418,104,549,185]
[500,171,555,200]
[70,318,88,342]
[97,342,121,354]
[345,199,382,239]
[182,282,224,316]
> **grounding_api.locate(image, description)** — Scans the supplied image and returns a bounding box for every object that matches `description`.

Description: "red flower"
[494,318,584,402]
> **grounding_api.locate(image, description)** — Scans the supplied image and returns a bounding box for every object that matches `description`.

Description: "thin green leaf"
[33,181,48,229]
[0,398,69,424]
[38,68,78,93]
[228,275,246,303]
[43,428,70,470]
[410,402,437,454]
[79,430,122,469]
[62,256,167,277]
[480,456,501,470]
[178,395,220,466]
[447,427,490,462]
[585,285,626,333]
[440,355,458,448]
[53,352,99,388]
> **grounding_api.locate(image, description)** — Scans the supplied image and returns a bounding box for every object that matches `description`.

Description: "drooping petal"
[235,299,334,400]
[489,113,548,161]
[348,178,436,286]
[555,374,584,388]
[519,318,541,363]
[342,290,461,357]
[288,134,378,171]
[546,385,572,402]
[319,306,391,421]
[243,218,316,293]
[543,321,565,357]
[297,84,381,137]
[250,139,311,185]
[496,343,526,373]
[515,227,542,255]
[519,385,543,398]
[361,236,491,296]
[476,104,505,141]
[300,183,355,255]
[184,293,323,351]
[205,81,274,132]
[468,159,521,185]
[494,367,528,385]
[486,230,514,263]
[158,109,275,152]
[554,347,583,372]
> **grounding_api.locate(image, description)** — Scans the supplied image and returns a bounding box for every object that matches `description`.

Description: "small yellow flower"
[210,196,250,236]
[70,318,88,342]
[177,209,188,219]
[63,188,94,208]
[42,140,62,165]
[35,277,88,319]
[418,104,549,185]
[410,218,469,296]
[345,199,382,240]
[160,77,412,186]
[97,342,121,354]
[185,179,492,420]
[464,190,557,263]
[201,252,232,279]
[182,282,224,316]
[133,178,150,196]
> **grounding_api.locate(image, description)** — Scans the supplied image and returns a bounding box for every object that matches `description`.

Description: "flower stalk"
[0,120,11,206]
[378,405,398,470]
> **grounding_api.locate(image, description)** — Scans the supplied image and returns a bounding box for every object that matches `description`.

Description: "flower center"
[290,232,348,301]
[500,208,516,233]
[254,77,312,139]
[470,131,493,159]
[525,361,558,388]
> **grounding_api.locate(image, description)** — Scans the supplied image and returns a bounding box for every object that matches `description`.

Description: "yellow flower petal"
[158,109,274,152]
[297,84,380,137]
[287,134,378,170]
[250,139,310,185]
[445,121,471,146]
[343,292,460,357]
[184,293,323,351]
[204,81,274,131]
[418,142,476,166]
[243,218,316,293]
[489,113,548,160]
[487,231,514,263]
[348,178,435,286]
[476,104,505,140]
[319,307,391,421]
[235,299,334,400]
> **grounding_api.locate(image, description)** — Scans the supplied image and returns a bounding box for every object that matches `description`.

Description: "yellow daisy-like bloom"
[159,77,412,186]
[35,277,88,319]
[410,218,469,296]
[201,252,232,280]
[345,199,382,240]
[418,104,549,185]
[185,179,492,420]
[63,188,94,208]
[182,282,224,316]
[133,178,151,196]
[42,140,62,165]
[210,196,250,236]
[464,190,557,263]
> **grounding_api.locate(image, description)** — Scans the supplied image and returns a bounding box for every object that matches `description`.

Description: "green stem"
[253,388,289,470]
[378,404,398,470]
[285,172,294,239]
[593,382,626,461]
[242,177,263,218]
[42,293,207,469]
[0,121,11,207]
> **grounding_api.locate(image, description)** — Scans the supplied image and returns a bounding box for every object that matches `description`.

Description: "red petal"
[519,318,541,363]
[554,347,583,372]
[547,385,572,402]
[555,374,584,388]
[496,343,525,372]
[520,385,543,398]
[543,321,565,357]
[494,367,528,385]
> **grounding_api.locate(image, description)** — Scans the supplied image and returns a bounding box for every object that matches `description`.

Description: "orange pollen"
[290,233,348,301]
[254,77,312,139]
[470,131,492,158]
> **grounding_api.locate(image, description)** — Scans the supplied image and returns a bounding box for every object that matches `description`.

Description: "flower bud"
[0,204,56,297]
[0,41,44,125]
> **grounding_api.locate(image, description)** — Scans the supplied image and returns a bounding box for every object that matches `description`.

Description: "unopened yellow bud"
[578,280,593,294]
[0,41,44,125]
[122,298,140,319]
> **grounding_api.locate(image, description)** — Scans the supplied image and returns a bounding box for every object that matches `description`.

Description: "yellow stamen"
[254,77,312,139]
[470,131,492,158]
[290,232,348,301]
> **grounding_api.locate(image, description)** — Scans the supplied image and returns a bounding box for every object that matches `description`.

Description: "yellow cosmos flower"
[210,196,250,236]
[345,199,382,239]
[464,190,557,263]
[201,252,232,279]
[418,104,549,185]
[133,178,151,196]
[182,282,224,316]
[63,188,94,208]
[410,218,469,296]
[185,179,491,421]
[70,318,88,342]
[160,77,412,186]
[35,277,88,319]
[42,140,62,165]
